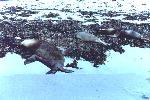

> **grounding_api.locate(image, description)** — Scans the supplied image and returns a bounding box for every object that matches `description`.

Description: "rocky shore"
[0,6,150,67]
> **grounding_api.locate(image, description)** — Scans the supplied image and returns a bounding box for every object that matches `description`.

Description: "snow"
[0,46,150,100]
[0,0,150,24]
[0,74,149,100]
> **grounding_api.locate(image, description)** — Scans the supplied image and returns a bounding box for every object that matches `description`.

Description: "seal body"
[124,30,141,39]
[22,39,73,74]
[109,29,150,41]
[76,31,109,45]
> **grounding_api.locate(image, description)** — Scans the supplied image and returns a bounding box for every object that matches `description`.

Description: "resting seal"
[108,29,150,41]
[75,31,110,46]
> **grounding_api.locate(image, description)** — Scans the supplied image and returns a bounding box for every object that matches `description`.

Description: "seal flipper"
[24,55,37,65]
[46,70,57,74]
[46,67,73,74]
[58,67,74,73]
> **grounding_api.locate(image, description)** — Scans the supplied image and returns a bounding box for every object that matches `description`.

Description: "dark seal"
[23,40,74,74]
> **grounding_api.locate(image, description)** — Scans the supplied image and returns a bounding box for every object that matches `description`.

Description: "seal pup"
[21,39,74,74]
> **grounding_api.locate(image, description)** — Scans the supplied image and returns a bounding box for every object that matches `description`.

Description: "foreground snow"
[0,74,149,100]
[0,45,150,100]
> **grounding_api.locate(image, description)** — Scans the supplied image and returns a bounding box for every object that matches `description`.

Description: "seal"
[75,31,110,46]
[21,39,74,74]
[124,30,150,41]
[108,29,150,41]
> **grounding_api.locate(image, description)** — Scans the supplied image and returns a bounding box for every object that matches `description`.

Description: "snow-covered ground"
[0,45,150,100]
[0,0,150,100]
[0,0,150,24]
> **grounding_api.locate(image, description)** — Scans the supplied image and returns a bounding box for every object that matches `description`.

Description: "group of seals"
[21,39,76,74]
[101,28,150,41]
[21,28,149,74]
